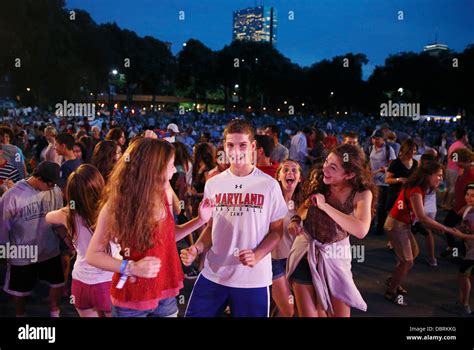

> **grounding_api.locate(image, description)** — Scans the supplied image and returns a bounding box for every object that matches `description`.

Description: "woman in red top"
[384,161,460,306]
[86,136,213,317]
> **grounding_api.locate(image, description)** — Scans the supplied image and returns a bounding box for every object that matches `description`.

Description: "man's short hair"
[55,133,75,150]
[224,119,255,141]
[255,135,275,157]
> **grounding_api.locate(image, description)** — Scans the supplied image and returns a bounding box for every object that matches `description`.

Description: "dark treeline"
[1,0,473,116]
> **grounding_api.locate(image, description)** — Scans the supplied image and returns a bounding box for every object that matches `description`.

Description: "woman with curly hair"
[287,144,377,317]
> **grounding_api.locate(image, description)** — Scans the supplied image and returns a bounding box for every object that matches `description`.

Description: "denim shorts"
[112,297,178,317]
[271,258,287,280]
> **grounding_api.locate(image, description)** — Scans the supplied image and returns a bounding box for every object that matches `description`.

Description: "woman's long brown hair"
[65,164,105,244]
[405,160,442,192]
[102,138,175,253]
[91,140,118,182]
[303,144,378,216]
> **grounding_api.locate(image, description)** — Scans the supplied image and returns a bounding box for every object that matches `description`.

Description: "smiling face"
[277,160,302,192]
[224,133,256,167]
[322,152,354,185]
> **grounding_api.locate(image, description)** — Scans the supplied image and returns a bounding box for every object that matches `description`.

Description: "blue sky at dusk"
[66,0,474,79]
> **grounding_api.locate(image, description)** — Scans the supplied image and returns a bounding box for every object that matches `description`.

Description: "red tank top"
[110,205,184,302]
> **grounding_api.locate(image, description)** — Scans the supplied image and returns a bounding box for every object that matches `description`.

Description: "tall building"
[233,6,277,45]
[423,43,448,56]
[423,35,448,57]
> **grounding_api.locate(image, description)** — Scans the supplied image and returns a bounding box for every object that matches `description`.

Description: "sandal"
[385,277,408,295]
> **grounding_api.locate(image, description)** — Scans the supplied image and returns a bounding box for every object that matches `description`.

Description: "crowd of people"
[0,106,473,317]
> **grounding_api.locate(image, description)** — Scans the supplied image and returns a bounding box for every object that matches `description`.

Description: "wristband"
[124,261,134,276]
[119,260,129,275]
[116,275,128,289]
[117,260,130,289]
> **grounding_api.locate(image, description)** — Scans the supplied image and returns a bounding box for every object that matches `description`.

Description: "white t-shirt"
[202,167,288,288]
[72,216,120,285]
[272,206,296,260]
[423,190,437,215]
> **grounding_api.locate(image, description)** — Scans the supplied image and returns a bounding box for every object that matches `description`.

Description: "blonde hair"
[44,126,58,138]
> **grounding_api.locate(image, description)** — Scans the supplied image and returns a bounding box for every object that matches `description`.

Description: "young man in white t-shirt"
[182,119,288,317]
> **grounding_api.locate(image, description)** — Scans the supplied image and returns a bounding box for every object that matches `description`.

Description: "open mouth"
[286,178,295,185]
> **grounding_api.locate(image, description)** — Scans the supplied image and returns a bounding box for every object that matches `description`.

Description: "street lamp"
[109,69,119,115]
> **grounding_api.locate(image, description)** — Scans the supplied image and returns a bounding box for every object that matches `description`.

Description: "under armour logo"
[235,184,242,189]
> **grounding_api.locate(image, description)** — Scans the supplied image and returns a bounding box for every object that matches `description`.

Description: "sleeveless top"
[72,216,119,284]
[110,204,184,302]
[303,190,357,244]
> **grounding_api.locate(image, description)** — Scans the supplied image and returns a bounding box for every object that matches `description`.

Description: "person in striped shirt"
[0,150,20,191]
